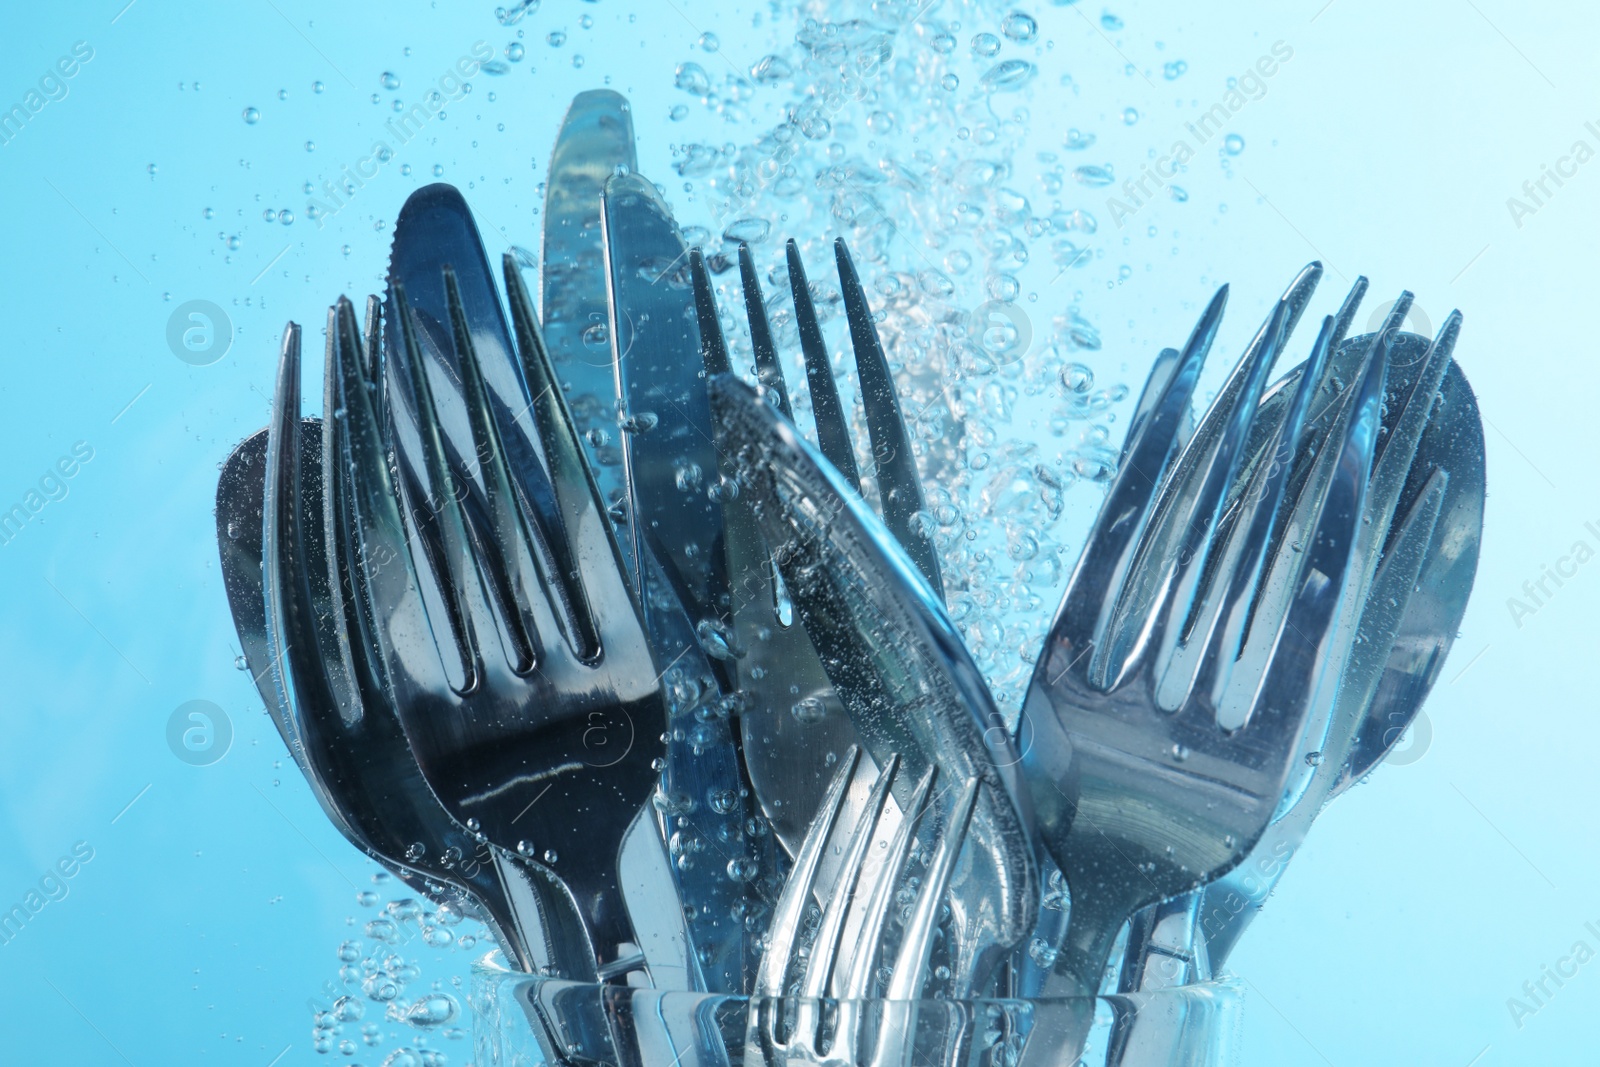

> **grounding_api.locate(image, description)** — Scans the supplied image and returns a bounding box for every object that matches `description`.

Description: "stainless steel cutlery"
[215,87,1485,1067]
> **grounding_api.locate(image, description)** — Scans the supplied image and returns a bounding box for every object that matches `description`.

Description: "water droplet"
[1163,60,1188,80]
[695,618,739,660]
[972,32,1002,57]
[1224,133,1245,155]
[241,107,260,124]
[726,856,759,882]
[356,890,380,907]
[312,80,324,93]
[1101,13,1124,30]
[1305,750,1323,767]
[1170,743,1190,762]
[675,61,710,95]
[543,849,558,865]
[980,59,1036,92]
[670,103,689,121]
[402,992,460,1030]
[1122,107,1139,125]
[751,54,792,83]
[1064,128,1096,151]
[1059,362,1094,393]
[380,71,401,90]
[722,217,770,244]
[1002,12,1038,43]
[506,41,526,62]
[790,696,828,725]
[940,73,959,91]
[697,31,720,52]
[547,29,567,47]
[620,410,658,434]
[1073,164,1114,187]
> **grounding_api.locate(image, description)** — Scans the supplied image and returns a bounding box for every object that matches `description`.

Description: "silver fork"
[744,746,981,1067]
[327,255,666,984]
[217,339,580,979]
[1015,265,1393,1018]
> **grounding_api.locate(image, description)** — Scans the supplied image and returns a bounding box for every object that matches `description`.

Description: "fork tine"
[1149,298,1296,661]
[828,765,937,1065]
[798,754,900,1001]
[840,765,938,1000]
[391,283,485,687]
[1216,289,1394,717]
[691,248,733,378]
[1248,290,1409,638]
[738,243,793,419]
[883,775,981,1001]
[1326,276,1370,355]
[1121,347,1183,463]
[753,745,864,1001]
[1057,285,1226,667]
[787,238,862,491]
[1189,315,1338,710]
[1368,312,1461,532]
[787,754,902,1054]
[1240,313,1387,736]
[1330,465,1449,793]
[1111,290,1300,690]
[835,238,944,600]
[1272,261,1325,340]
[442,266,550,671]
[328,296,456,692]
[446,267,601,667]
[503,253,635,637]
[321,312,380,715]
[263,322,323,754]
[1226,292,1412,705]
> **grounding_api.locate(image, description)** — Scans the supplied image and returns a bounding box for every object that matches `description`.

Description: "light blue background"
[0,1,1592,1064]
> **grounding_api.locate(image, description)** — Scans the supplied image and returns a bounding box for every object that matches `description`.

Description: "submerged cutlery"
[746,747,980,1067]
[543,89,638,509]
[213,74,1489,1063]
[330,257,664,980]
[1194,337,1484,968]
[710,372,1038,998]
[1017,265,1394,1015]
[217,335,586,980]
[597,171,756,992]
[696,239,945,868]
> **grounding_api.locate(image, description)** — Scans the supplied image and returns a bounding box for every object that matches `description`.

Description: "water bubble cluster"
[666,3,1143,711]
[310,872,474,1061]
